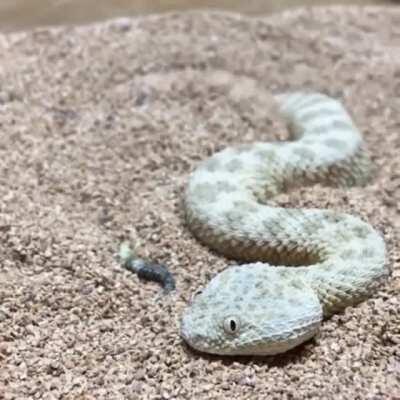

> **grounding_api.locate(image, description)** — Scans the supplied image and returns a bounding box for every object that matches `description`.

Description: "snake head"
[181,263,322,356]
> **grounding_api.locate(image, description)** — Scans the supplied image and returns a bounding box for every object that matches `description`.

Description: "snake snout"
[180,314,197,343]
[180,313,213,352]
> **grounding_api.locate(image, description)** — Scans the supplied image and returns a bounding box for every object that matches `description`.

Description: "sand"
[0,6,399,400]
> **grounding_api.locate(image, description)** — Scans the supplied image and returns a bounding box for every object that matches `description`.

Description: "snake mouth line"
[181,312,322,356]
[187,329,318,356]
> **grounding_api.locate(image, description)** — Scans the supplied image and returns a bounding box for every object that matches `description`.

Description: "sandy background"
[0,0,396,32]
[0,6,399,400]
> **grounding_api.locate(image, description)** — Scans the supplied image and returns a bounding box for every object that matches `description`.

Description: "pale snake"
[179,92,387,356]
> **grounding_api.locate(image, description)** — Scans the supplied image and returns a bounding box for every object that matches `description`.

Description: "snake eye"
[223,316,241,335]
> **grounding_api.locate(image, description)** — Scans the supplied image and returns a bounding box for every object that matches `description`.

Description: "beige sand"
[0,6,399,399]
[0,1,396,32]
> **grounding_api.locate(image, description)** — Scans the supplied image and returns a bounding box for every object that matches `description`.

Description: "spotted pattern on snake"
[180,92,387,356]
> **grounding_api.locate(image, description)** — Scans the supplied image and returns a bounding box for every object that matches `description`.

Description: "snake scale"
[180,92,387,356]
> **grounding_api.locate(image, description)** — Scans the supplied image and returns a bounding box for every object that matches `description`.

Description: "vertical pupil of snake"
[230,320,236,332]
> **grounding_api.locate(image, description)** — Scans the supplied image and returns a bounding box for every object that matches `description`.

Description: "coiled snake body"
[180,92,387,355]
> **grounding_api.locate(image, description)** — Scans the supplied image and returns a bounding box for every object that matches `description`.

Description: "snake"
[179,92,387,356]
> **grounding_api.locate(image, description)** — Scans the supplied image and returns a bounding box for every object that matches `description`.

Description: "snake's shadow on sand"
[181,336,317,368]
